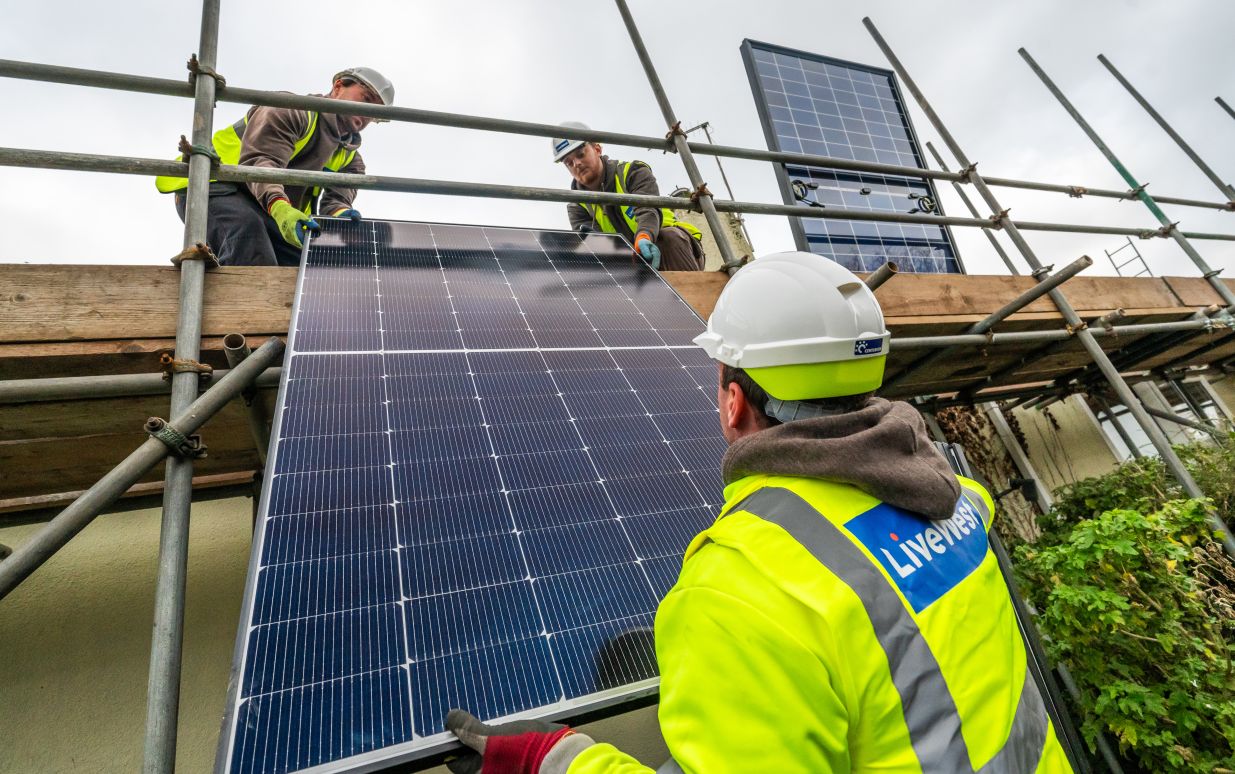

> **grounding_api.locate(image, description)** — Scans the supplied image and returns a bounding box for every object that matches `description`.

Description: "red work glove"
[445,709,595,774]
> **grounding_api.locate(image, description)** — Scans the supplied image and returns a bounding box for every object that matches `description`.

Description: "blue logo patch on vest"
[844,496,987,612]
[854,338,883,356]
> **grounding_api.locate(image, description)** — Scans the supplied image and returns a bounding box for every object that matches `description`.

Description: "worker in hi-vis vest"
[154,67,394,266]
[445,252,1073,774]
[553,121,705,272]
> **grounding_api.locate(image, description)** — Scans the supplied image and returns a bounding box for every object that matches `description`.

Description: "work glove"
[332,207,362,222]
[444,709,595,774]
[577,224,594,235]
[268,198,320,247]
[633,231,661,271]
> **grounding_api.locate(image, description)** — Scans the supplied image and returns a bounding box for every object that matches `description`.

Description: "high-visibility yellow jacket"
[155,104,361,215]
[569,159,702,244]
[568,473,1072,773]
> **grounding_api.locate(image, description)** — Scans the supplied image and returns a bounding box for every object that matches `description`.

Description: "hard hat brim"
[746,356,887,400]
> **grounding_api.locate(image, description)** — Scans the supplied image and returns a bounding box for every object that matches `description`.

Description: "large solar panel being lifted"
[741,39,963,274]
[217,219,726,774]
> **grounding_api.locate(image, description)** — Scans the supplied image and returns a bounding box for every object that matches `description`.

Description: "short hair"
[720,364,873,426]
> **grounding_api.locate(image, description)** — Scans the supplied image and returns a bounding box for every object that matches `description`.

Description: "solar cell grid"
[742,39,962,274]
[220,219,726,773]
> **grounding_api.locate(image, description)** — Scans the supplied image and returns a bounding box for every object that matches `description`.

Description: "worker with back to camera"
[553,121,705,272]
[155,67,395,266]
[443,252,1074,773]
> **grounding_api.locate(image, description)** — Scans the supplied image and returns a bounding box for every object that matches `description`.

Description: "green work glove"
[634,231,661,271]
[269,198,320,247]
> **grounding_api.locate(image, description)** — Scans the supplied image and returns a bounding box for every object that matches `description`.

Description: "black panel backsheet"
[220,220,725,774]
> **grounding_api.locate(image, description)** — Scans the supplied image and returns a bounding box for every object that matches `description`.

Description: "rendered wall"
[0,498,667,773]
[1012,395,1122,495]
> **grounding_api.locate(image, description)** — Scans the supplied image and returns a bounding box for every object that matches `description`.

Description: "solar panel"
[217,219,726,774]
[741,39,964,274]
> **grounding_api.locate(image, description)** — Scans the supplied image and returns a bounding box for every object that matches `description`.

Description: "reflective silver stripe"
[962,483,993,527]
[729,487,1046,773]
[981,666,1048,774]
[656,757,684,774]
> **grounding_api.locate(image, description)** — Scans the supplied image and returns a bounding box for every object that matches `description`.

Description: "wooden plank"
[661,271,729,319]
[1160,276,1235,308]
[0,471,256,518]
[0,265,294,343]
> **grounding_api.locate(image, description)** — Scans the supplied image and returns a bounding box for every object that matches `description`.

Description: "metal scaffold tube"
[0,337,284,601]
[223,334,271,467]
[1020,49,1235,312]
[925,141,1021,275]
[863,19,1235,563]
[612,0,741,271]
[143,0,220,769]
[8,147,1235,243]
[883,255,1093,389]
[1216,96,1235,123]
[3,56,1233,212]
[1098,55,1235,204]
[0,368,282,405]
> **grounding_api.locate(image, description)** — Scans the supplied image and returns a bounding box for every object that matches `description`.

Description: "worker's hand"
[634,231,661,271]
[269,198,320,247]
[332,207,362,222]
[444,709,594,774]
[577,224,594,235]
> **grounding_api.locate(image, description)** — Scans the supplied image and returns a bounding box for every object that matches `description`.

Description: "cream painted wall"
[1012,395,1121,495]
[0,499,253,773]
[1208,374,1235,419]
[0,499,667,773]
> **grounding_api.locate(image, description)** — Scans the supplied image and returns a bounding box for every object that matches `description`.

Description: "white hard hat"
[333,67,395,107]
[552,121,591,162]
[694,252,890,400]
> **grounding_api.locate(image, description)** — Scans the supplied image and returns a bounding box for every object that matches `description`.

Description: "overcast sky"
[3,0,1235,279]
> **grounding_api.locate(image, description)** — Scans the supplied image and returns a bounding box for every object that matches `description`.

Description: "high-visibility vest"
[579,161,703,242]
[590,473,1071,774]
[154,111,356,214]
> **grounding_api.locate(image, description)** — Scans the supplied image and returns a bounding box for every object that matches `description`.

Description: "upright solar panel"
[741,39,964,274]
[217,219,726,773]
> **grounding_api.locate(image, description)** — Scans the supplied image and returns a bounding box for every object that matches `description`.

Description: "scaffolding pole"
[1020,49,1235,312]
[883,255,1093,389]
[864,19,1235,560]
[3,56,1235,214]
[9,146,1235,243]
[0,337,283,601]
[143,1,220,769]
[613,0,739,271]
[0,368,282,405]
[223,334,270,467]
[925,141,1021,275]
[1099,55,1235,204]
[1215,96,1235,124]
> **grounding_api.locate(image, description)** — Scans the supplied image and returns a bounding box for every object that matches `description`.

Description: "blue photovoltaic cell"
[742,39,962,274]
[220,219,726,774]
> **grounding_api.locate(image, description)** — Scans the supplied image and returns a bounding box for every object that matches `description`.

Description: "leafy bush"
[1016,497,1235,771]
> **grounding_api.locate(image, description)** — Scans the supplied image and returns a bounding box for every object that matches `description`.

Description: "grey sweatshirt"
[236,96,365,216]
[721,398,963,521]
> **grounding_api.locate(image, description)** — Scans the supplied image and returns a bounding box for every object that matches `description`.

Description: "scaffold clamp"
[956,161,978,183]
[989,207,1011,227]
[1154,221,1179,238]
[159,353,214,384]
[186,54,226,89]
[1067,185,1087,198]
[171,242,220,269]
[177,134,220,172]
[145,417,207,459]
[1120,183,1148,201]
[688,182,713,205]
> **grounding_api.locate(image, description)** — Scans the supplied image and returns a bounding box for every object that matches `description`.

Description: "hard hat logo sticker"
[854,338,883,356]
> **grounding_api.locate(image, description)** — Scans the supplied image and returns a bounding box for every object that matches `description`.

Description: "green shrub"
[1016,498,1235,771]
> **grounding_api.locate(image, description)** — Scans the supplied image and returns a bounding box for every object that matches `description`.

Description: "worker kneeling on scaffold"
[445,252,1074,774]
[155,67,394,266]
[553,121,705,272]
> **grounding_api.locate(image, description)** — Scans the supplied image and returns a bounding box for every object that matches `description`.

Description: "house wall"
[1011,394,1122,495]
[0,498,666,773]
